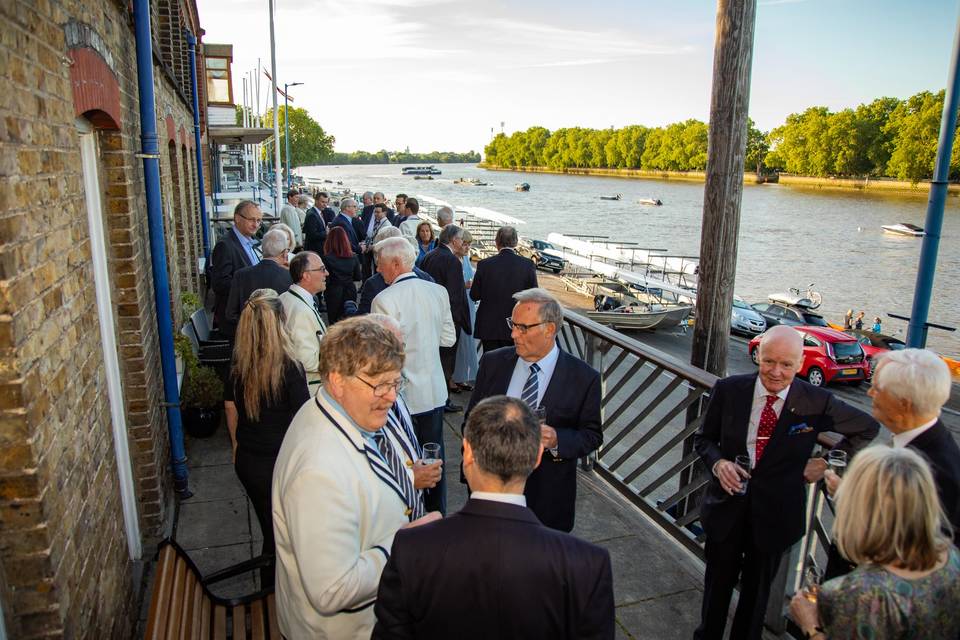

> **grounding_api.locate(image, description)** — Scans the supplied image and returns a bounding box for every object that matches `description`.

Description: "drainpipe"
[133,0,190,497]
[185,29,211,262]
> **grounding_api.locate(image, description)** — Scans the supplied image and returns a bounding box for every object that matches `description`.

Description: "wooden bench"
[144,539,281,639]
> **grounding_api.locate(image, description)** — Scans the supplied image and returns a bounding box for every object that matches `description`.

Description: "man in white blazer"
[272,318,440,639]
[279,251,328,388]
[371,237,456,514]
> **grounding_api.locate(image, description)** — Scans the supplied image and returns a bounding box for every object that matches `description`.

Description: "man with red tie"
[693,325,878,640]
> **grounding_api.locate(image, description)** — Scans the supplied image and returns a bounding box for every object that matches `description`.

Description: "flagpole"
[268,0,283,213]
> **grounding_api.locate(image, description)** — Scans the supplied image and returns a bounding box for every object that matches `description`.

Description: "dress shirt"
[892,416,940,449]
[746,377,790,467]
[470,492,527,507]
[506,344,561,409]
[232,225,260,266]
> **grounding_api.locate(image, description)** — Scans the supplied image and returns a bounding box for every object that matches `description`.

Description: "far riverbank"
[478,164,960,197]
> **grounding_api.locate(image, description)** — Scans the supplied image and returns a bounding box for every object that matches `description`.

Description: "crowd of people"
[206,192,960,639]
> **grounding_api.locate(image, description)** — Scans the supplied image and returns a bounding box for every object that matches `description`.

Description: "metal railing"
[558,308,837,637]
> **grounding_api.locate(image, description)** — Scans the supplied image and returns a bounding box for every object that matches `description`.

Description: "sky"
[197,0,960,154]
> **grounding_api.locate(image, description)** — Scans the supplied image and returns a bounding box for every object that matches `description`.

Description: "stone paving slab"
[175,496,251,550]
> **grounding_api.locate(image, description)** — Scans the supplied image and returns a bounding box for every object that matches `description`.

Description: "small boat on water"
[881,222,924,237]
[402,165,442,176]
[637,198,663,206]
[515,182,530,192]
[413,175,434,180]
[600,194,622,201]
[454,178,489,186]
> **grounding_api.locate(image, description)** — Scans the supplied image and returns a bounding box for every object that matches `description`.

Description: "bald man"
[692,325,879,640]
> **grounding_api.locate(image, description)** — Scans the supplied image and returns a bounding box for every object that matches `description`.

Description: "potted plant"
[180,362,224,438]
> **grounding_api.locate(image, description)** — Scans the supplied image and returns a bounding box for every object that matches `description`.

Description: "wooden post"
[691,0,758,377]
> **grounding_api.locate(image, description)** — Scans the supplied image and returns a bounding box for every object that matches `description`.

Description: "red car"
[748,326,869,387]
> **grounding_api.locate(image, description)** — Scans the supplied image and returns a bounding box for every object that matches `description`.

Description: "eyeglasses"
[304,266,327,273]
[505,318,547,334]
[353,375,405,397]
[236,212,263,224]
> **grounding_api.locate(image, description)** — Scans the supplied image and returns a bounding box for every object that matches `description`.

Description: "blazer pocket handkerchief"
[788,423,813,435]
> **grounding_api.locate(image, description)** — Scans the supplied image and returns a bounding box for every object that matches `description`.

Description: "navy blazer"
[222,259,293,337]
[330,213,365,254]
[463,347,602,532]
[694,374,879,553]
[302,206,327,254]
[908,420,960,543]
[210,228,254,330]
[420,244,472,335]
[373,499,614,640]
[470,249,539,341]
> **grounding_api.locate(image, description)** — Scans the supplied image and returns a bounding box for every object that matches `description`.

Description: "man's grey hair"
[260,228,289,259]
[436,206,454,226]
[465,396,541,483]
[374,225,402,243]
[496,226,518,248]
[873,348,951,417]
[270,222,295,250]
[296,194,310,208]
[366,312,403,340]
[512,288,563,329]
[374,236,416,270]
[340,197,357,211]
[362,191,374,201]
[374,191,385,200]
[233,200,259,219]
[439,224,463,245]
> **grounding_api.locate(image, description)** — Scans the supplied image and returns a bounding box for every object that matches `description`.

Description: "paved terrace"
[136,386,738,639]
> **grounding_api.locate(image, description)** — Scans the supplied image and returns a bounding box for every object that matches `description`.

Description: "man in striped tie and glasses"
[693,325,878,640]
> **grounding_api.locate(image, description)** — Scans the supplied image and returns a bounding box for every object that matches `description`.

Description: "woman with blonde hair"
[790,445,960,639]
[225,288,309,585]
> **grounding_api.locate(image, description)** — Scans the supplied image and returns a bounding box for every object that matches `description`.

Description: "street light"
[284,81,303,191]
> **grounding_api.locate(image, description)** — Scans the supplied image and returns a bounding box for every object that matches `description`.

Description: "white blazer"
[371,273,456,414]
[272,390,410,639]
[279,284,326,386]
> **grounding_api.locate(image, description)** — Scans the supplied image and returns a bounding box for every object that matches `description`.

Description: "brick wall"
[0,0,205,636]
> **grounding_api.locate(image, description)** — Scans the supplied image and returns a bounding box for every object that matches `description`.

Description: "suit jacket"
[371,273,456,415]
[694,374,879,554]
[302,206,327,254]
[357,268,434,315]
[279,203,303,246]
[373,499,615,640]
[464,347,603,531]
[273,390,410,639]
[321,207,337,226]
[279,285,327,386]
[908,420,960,544]
[210,227,254,330]
[331,213,365,254]
[223,259,293,337]
[420,244,472,335]
[470,249,539,341]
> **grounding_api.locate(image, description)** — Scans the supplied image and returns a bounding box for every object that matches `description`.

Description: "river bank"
[478,163,960,196]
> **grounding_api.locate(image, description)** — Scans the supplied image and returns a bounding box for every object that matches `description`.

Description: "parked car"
[520,239,566,273]
[845,329,906,378]
[731,296,766,336]
[749,326,869,387]
[751,301,829,329]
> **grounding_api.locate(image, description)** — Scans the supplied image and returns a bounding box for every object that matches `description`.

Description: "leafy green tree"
[744,118,769,175]
[263,106,336,167]
[885,90,943,182]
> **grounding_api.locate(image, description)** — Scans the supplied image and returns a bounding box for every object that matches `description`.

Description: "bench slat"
[188,580,205,640]
[178,570,198,639]
[233,604,247,639]
[266,594,280,639]
[165,558,188,640]
[249,599,265,640]
[199,596,211,640]
[213,605,227,640]
[145,546,177,640]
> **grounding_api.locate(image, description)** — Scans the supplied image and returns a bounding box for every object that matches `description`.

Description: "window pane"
[207,78,231,103]
[206,58,228,70]
[206,69,227,79]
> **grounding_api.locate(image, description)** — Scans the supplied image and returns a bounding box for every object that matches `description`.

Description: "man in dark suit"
[373,395,614,640]
[210,200,262,332]
[222,228,294,338]
[464,288,602,532]
[302,192,331,255]
[420,224,472,413]
[358,190,375,230]
[330,197,365,255]
[693,325,879,640]
[471,226,539,353]
[392,195,414,228]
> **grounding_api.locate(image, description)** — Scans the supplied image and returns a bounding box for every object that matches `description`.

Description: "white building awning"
[208,126,274,145]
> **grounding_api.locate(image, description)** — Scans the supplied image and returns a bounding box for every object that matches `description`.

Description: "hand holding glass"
[421,442,441,465]
[803,566,823,603]
[827,450,848,477]
[733,455,751,495]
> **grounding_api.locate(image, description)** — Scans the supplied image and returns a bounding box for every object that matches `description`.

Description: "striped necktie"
[521,362,541,409]
[373,430,423,520]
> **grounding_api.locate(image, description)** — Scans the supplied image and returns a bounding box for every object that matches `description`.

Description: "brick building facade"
[0,0,208,636]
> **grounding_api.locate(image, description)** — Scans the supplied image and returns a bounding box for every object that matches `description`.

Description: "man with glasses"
[210,200,262,333]
[280,251,329,388]
[463,288,602,532]
[372,237,456,514]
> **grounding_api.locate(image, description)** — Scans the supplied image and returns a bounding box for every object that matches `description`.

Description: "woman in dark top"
[224,289,309,585]
[322,226,362,324]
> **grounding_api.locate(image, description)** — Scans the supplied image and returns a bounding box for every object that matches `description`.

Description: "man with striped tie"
[692,325,878,640]
[464,288,602,532]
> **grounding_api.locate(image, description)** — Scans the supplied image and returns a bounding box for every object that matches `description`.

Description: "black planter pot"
[182,406,221,438]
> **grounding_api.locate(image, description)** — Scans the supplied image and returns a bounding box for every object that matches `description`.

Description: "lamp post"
[284,81,303,191]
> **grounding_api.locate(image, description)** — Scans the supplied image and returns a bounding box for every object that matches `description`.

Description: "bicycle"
[789,283,822,309]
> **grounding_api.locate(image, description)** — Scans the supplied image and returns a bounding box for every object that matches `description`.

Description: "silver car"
[731,296,766,336]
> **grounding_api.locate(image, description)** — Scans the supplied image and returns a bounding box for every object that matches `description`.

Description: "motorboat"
[402,165,442,175]
[586,304,673,331]
[637,198,663,206]
[515,182,530,192]
[881,222,924,237]
[454,178,489,186]
[413,175,434,180]
[600,193,622,201]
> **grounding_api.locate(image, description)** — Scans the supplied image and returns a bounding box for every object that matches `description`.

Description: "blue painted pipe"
[185,30,211,262]
[908,12,960,348]
[133,0,189,496]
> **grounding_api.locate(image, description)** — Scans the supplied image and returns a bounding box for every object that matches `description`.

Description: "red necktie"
[755,395,779,461]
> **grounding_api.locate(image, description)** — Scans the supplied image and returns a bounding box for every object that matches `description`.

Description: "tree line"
[321,150,481,165]
[482,90,958,182]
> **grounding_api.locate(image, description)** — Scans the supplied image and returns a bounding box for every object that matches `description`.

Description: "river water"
[299,163,960,357]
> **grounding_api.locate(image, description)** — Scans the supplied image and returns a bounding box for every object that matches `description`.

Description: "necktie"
[373,430,423,520]
[755,394,779,461]
[521,363,541,409]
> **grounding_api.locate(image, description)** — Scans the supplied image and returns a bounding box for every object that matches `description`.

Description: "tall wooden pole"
[691,0,758,376]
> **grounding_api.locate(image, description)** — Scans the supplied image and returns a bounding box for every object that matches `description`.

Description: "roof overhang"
[208,126,274,144]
